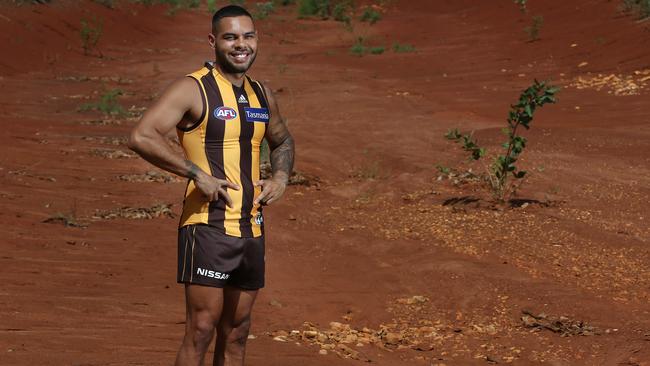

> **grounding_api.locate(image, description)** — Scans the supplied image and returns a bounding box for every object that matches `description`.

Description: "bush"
[298,0,330,18]
[524,15,544,42]
[80,17,103,56]
[444,80,559,202]
[392,42,415,53]
[255,1,275,19]
[359,7,381,24]
[79,89,125,116]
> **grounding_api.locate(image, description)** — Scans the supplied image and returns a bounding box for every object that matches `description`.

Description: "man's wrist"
[271,171,290,186]
[185,160,202,180]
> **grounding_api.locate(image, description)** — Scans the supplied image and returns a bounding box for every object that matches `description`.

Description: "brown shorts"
[177,224,265,290]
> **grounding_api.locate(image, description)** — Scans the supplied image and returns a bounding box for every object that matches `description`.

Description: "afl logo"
[254,212,263,225]
[214,106,237,120]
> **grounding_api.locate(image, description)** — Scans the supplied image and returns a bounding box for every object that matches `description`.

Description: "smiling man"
[127,5,294,366]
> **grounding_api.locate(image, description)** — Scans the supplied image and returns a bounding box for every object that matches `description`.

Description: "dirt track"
[1,1,649,365]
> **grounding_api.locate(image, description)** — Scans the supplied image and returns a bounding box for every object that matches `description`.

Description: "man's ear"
[208,33,216,49]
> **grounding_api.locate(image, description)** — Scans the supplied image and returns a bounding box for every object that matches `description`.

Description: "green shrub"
[369,46,384,54]
[359,7,381,24]
[332,1,352,23]
[392,42,415,53]
[207,0,217,13]
[524,15,544,41]
[444,80,559,202]
[80,17,103,56]
[255,1,275,19]
[350,37,366,56]
[79,89,126,116]
[298,0,330,18]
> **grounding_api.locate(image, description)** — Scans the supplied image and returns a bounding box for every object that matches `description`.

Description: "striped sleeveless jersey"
[177,62,269,238]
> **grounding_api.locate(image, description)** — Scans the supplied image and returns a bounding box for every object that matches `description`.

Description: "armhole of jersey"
[253,80,269,107]
[177,76,206,133]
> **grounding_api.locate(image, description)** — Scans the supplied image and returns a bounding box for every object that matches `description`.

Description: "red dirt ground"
[1,1,649,365]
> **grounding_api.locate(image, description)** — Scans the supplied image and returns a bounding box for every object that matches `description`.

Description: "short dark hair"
[212,5,253,30]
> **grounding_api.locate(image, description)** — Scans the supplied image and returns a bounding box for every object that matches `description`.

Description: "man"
[127,5,294,366]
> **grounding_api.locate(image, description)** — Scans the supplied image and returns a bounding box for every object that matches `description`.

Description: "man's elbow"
[127,129,146,153]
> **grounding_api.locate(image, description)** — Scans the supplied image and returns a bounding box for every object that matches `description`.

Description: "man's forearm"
[270,135,295,184]
[128,132,204,180]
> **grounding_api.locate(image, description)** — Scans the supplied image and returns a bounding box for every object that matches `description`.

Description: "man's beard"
[216,50,257,74]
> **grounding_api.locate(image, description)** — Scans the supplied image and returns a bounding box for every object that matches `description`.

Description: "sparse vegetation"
[369,46,385,55]
[392,42,415,53]
[524,15,544,42]
[349,38,386,56]
[514,0,527,13]
[297,0,330,18]
[350,37,366,56]
[621,0,650,18]
[332,1,353,24]
[443,80,559,202]
[255,1,275,19]
[207,0,217,13]
[359,6,381,24]
[80,17,103,56]
[79,88,125,116]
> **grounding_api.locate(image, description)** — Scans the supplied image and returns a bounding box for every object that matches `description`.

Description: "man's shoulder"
[187,65,211,80]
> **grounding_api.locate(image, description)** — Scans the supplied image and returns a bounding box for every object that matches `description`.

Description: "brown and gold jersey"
[177,62,269,238]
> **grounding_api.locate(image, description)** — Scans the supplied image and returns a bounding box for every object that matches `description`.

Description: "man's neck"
[214,63,245,87]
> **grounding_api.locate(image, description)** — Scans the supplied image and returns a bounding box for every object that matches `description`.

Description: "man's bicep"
[137,78,199,136]
[263,85,291,148]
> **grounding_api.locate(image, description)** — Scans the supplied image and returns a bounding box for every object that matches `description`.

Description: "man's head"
[209,6,257,75]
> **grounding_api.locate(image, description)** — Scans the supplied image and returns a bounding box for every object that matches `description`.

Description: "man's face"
[209,16,258,74]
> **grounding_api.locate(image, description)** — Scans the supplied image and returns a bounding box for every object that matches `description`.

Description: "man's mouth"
[230,51,250,63]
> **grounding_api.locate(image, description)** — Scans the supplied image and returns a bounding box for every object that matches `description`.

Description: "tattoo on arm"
[184,159,201,180]
[270,135,295,184]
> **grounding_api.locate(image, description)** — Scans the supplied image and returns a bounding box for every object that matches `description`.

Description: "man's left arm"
[254,85,295,205]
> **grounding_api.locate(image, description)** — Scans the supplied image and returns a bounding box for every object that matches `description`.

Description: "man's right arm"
[127,77,239,207]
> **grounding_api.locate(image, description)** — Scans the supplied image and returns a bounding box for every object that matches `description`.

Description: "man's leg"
[175,284,224,366]
[213,287,258,366]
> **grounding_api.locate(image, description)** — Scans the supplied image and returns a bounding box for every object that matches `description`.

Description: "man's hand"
[253,176,287,206]
[194,171,240,208]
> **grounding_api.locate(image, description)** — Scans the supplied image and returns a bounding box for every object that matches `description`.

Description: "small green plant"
[524,15,544,42]
[350,38,385,56]
[514,0,527,12]
[621,0,650,18]
[332,1,352,24]
[369,46,385,55]
[359,6,381,24]
[444,80,559,202]
[255,1,275,19]
[297,0,330,18]
[392,42,415,53]
[80,88,126,116]
[207,0,217,13]
[350,37,366,56]
[80,17,103,56]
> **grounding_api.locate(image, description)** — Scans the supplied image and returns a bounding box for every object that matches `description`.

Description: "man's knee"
[186,311,219,347]
[221,317,252,346]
